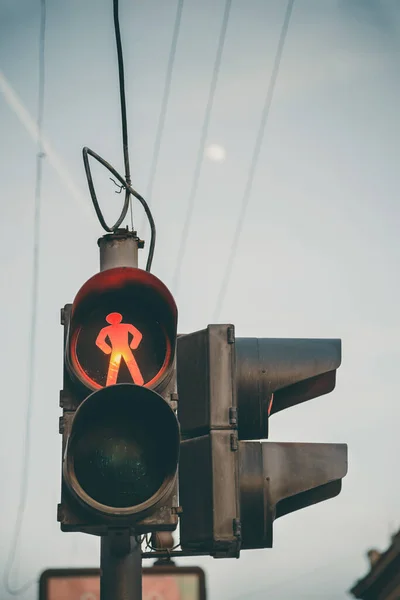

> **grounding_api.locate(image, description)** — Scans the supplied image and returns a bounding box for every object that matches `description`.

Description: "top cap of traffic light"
[66,267,177,393]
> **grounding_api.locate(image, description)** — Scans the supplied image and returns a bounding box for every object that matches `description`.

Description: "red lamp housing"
[66,267,177,394]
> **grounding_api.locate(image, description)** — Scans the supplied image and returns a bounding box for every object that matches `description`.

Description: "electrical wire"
[172,0,232,293]
[3,0,46,596]
[212,0,295,321]
[83,147,131,232]
[82,0,157,270]
[113,0,133,229]
[140,0,184,235]
[83,147,156,271]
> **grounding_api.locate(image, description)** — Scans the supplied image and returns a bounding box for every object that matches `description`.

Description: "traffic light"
[177,325,348,557]
[58,266,180,535]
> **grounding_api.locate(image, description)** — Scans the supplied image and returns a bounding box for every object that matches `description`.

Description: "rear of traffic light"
[235,337,340,440]
[177,325,347,557]
[59,266,180,535]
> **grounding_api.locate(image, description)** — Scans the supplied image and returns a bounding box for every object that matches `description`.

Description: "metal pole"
[98,229,140,271]
[98,232,142,599]
[100,532,142,600]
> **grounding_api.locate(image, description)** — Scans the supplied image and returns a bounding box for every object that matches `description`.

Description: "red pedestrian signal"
[95,312,144,386]
[66,267,176,393]
[59,261,180,535]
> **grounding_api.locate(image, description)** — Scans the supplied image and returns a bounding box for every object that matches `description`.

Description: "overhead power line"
[172,0,232,293]
[3,0,46,596]
[213,0,295,321]
[0,71,94,222]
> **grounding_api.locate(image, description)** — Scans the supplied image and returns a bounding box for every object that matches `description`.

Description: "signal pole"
[100,532,142,600]
[98,229,141,270]
[98,230,142,600]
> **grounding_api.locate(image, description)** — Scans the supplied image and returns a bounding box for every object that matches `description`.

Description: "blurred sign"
[39,567,206,600]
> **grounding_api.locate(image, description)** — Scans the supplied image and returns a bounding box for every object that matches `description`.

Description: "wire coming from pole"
[82,0,157,270]
[171,0,232,293]
[113,0,133,229]
[212,0,295,321]
[3,1,46,595]
[83,147,156,270]
[140,0,184,234]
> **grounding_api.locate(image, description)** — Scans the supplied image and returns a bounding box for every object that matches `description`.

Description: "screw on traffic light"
[177,325,348,557]
[58,231,180,536]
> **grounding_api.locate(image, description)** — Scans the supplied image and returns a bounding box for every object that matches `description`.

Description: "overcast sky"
[0,0,399,598]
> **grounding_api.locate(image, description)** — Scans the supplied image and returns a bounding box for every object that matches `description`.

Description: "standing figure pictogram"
[95,312,144,386]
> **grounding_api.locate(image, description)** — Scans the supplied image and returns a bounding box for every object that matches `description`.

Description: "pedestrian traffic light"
[177,325,347,557]
[58,266,180,536]
[66,266,176,392]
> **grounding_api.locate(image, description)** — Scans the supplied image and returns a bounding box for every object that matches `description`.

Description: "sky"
[0,0,399,598]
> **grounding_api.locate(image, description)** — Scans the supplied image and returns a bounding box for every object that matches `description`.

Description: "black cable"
[83,147,156,271]
[213,0,295,321]
[113,0,130,184]
[3,1,46,596]
[113,0,133,225]
[172,0,232,292]
[140,0,184,233]
[83,147,131,231]
[83,0,157,269]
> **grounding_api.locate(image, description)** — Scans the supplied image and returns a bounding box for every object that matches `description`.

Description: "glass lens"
[73,415,164,508]
[75,306,168,388]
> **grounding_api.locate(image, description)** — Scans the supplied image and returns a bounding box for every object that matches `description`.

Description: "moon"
[205,143,226,163]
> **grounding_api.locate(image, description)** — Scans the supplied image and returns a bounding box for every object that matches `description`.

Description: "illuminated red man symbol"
[95,312,144,386]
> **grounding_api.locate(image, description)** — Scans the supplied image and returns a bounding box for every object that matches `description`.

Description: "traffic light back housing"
[177,325,240,558]
[177,325,347,557]
[236,337,341,440]
[239,441,347,549]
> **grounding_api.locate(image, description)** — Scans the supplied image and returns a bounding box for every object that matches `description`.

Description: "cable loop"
[82,0,156,270]
[82,147,156,271]
[82,147,131,232]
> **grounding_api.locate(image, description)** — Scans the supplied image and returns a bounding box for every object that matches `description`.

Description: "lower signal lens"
[73,416,164,507]
[67,384,179,512]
